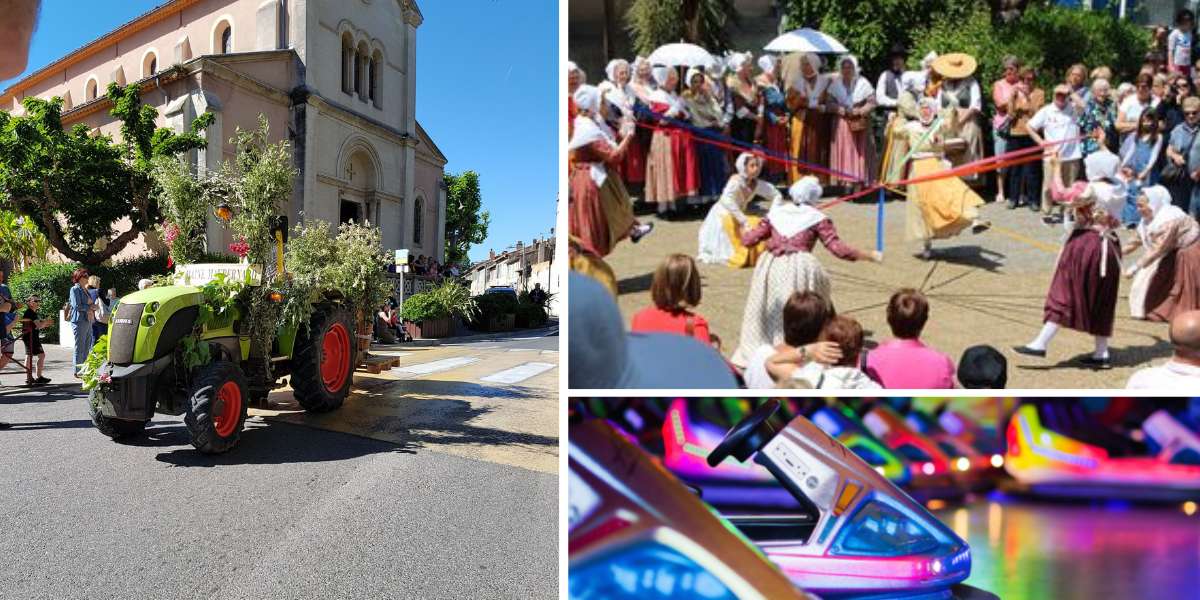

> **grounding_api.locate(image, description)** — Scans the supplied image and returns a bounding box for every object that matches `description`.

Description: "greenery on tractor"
[153,154,211,266]
[0,83,213,266]
[177,272,246,370]
[79,335,111,409]
[400,280,477,324]
[284,219,393,336]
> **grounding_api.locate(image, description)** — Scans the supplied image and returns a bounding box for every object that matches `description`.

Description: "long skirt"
[905,157,984,241]
[568,166,635,258]
[1144,240,1200,322]
[644,130,677,204]
[790,112,831,185]
[693,128,728,197]
[830,116,875,185]
[615,131,646,185]
[697,207,764,267]
[762,119,789,181]
[946,116,985,184]
[1044,228,1121,337]
[671,128,699,199]
[731,251,831,368]
[879,116,910,184]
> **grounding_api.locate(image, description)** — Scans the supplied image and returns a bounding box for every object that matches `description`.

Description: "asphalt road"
[0,330,559,600]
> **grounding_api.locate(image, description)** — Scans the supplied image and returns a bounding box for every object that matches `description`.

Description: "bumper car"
[901,408,999,488]
[1004,402,1200,501]
[850,402,966,500]
[933,405,1005,464]
[568,419,813,600]
[709,399,995,599]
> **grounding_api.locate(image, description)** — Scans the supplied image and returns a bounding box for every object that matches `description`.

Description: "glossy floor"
[932,496,1200,600]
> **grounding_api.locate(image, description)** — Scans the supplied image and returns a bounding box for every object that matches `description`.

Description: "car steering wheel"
[708,399,781,467]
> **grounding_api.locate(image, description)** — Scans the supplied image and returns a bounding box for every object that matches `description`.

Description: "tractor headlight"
[149,301,160,312]
[145,315,156,327]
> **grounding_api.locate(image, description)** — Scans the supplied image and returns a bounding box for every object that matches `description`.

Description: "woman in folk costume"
[598,58,646,187]
[697,152,781,266]
[1124,185,1200,321]
[827,54,877,191]
[568,85,654,257]
[755,54,790,183]
[903,98,991,259]
[643,66,697,215]
[726,52,762,152]
[730,176,882,367]
[1014,151,1126,369]
[683,68,729,200]
[567,62,586,140]
[787,53,832,184]
[930,53,985,185]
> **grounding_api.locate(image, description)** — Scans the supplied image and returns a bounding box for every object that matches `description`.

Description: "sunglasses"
[1187,111,1200,116]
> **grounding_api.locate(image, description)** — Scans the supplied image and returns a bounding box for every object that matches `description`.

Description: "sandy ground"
[604,189,1173,389]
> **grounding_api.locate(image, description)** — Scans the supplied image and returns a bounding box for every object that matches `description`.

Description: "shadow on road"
[4,418,96,430]
[926,244,1006,273]
[153,419,415,468]
[0,384,84,404]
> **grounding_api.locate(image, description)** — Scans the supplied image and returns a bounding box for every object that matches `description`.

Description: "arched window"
[355,42,368,100]
[369,50,381,106]
[413,197,424,245]
[142,52,158,78]
[341,33,354,94]
[85,78,98,101]
[214,20,233,55]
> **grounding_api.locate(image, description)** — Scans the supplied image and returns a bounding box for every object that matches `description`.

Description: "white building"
[466,236,561,316]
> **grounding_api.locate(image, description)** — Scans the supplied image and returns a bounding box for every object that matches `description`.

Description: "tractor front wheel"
[88,394,148,440]
[184,360,249,454]
[291,304,356,413]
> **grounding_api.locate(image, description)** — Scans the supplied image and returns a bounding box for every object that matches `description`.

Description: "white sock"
[1027,321,1060,351]
[1093,336,1109,359]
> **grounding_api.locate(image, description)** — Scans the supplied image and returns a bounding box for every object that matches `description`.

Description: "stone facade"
[0,0,447,262]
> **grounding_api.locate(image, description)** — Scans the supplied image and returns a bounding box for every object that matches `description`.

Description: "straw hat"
[932,53,977,79]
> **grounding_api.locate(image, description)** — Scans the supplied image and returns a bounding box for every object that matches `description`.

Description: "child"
[20,296,52,386]
[1169,9,1195,77]
[1119,111,1163,227]
[788,315,881,390]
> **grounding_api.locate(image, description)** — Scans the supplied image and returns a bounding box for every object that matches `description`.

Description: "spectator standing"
[1168,9,1195,78]
[1066,63,1089,107]
[1118,111,1163,227]
[1116,74,1158,147]
[0,270,17,384]
[1165,96,1200,212]
[865,288,956,389]
[1127,309,1200,388]
[1005,67,1045,211]
[20,295,50,385]
[1078,78,1116,156]
[68,268,93,377]
[1028,84,1082,225]
[992,56,1022,204]
[528,283,548,308]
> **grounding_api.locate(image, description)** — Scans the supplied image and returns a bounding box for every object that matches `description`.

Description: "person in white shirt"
[1028,84,1082,224]
[1127,309,1200,388]
[1116,73,1158,145]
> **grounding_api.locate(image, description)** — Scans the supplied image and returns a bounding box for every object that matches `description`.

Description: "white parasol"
[764,28,848,54]
[647,43,717,68]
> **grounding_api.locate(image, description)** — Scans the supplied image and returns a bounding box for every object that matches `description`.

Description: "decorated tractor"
[85,261,358,454]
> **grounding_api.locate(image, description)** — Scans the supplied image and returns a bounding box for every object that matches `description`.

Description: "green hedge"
[9,262,74,341]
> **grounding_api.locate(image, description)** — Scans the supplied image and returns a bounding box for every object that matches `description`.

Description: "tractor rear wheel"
[291,303,356,413]
[88,394,148,439]
[184,360,248,454]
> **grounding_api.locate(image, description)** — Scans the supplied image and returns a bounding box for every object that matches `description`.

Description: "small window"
[85,79,97,101]
[341,33,354,94]
[221,26,232,54]
[353,51,363,96]
[368,58,377,103]
[143,52,158,78]
[413,198,424,245]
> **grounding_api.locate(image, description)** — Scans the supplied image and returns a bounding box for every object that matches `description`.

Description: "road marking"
[392,356,479,375]
[506,348,540,352]
[479,361,557,384]
[541,350,558,354]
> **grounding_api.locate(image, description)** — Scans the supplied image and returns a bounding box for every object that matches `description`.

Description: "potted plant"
[401,281,476,339]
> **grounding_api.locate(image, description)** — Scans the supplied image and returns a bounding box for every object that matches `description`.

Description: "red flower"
[228,238,250,258]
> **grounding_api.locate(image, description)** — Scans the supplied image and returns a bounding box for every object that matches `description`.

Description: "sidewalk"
[1,343,78,390]
[387,319,559,348]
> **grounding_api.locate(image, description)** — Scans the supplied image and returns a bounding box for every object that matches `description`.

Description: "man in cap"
[1027,83,1084,224]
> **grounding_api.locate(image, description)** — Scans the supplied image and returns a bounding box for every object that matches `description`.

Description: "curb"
[377,321,559,350]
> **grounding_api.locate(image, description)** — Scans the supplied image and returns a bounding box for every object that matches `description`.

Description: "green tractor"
[88,263,358,453]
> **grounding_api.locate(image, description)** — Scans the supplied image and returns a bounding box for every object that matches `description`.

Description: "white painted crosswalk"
[479,362,557,384]
[391,356,480,375]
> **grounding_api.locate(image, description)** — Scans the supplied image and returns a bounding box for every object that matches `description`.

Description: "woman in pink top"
[865,288,956,388]
[992,56,1022,204]
[630,253,713,345]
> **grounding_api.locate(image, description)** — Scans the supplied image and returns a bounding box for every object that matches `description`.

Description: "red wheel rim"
[213,381,242,438]
[320,322,351,393]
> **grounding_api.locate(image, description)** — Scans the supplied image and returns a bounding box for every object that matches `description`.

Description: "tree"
[442,171,489,267]
[0,209,50,272]
[626,0,738,56]
[0,82,212,267]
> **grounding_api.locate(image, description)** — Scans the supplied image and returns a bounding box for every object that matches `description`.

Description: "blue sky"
[1,0,557,264]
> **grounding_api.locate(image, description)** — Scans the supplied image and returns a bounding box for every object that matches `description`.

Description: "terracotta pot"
[405,316,454,339]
